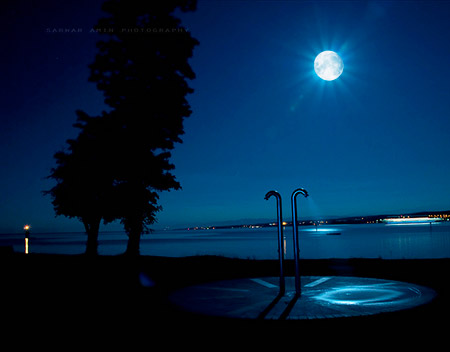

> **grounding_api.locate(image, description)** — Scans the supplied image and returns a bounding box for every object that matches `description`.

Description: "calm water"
[2,222,450,259]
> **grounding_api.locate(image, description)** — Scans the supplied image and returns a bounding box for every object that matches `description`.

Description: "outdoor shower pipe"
[264,190,285,295]
[291,188,309,296]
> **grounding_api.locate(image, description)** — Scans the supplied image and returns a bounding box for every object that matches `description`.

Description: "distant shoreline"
[180,210,450,231]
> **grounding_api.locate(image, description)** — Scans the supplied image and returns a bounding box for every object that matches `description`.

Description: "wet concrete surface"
[170,276,436,320]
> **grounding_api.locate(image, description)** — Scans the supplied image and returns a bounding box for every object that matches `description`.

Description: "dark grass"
[2,252,449,344]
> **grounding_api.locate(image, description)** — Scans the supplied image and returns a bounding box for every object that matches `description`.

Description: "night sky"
[1,1,450,233]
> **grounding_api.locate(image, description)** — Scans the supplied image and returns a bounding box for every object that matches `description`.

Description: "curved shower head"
[264,190,280,200]
[292,188,309,198]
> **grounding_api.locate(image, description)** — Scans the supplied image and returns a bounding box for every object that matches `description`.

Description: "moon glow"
[314,51,344,81]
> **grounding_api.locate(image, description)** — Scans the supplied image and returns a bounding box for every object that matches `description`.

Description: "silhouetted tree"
[88,0,199,255]
[44,110,119,255]
[45,0,197,255]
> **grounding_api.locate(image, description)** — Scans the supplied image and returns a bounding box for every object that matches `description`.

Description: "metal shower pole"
[265,190,285,295]
[291,188,309,296]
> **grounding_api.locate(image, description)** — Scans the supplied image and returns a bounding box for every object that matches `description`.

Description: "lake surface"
[2,222,450,259]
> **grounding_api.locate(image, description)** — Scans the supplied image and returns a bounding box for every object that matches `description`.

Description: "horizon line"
[2,209,449,235]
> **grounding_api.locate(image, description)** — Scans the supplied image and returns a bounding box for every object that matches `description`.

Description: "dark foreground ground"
[1,252,449,346]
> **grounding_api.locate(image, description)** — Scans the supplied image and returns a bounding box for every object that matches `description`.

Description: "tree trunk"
[83,218,101,256]
[125,227,141,256]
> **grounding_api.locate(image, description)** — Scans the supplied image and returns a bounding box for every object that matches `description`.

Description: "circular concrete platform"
[170,276,436,320]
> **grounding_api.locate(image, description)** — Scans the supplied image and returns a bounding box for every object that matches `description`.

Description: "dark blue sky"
[1,1,450,233]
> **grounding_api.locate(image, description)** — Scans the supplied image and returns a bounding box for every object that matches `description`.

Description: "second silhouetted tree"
[88,0,199,254]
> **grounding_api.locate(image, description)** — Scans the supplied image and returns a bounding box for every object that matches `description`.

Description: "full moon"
[314,51,344,81]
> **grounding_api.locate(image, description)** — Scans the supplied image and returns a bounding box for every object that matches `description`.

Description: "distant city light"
[383,217,442,224]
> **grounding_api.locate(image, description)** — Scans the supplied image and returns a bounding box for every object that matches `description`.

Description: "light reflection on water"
[1,222,450,259]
